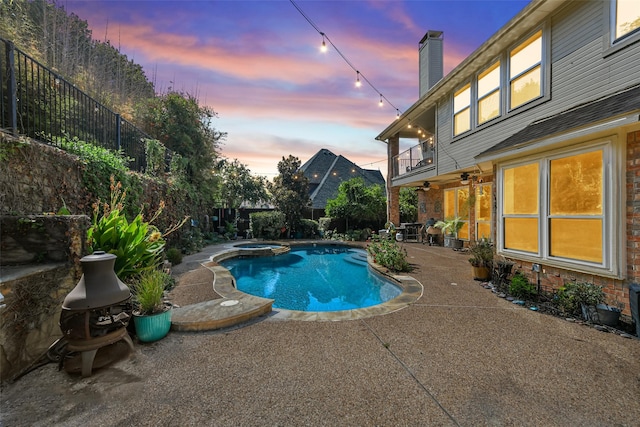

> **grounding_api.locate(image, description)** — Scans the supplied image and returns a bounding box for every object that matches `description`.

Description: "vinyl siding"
[430,0,640,175]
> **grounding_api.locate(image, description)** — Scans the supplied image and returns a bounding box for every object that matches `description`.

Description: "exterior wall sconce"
[423,181,430,191]
[460,172,470,185]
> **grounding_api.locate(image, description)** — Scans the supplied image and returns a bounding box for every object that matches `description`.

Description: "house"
[376,0,640,315]
[300,148,385,219]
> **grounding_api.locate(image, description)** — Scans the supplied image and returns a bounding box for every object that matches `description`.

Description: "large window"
[444,187,470,239]
[477,62,501,124]
[453,84,471,136]
[509,30,542,109]
[499,145,610,270]
[615,0,640,40]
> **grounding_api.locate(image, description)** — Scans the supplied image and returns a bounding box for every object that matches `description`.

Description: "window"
[475,183,493,240]
[502,163,539,253]
[453,84,471,136]
[444,187,470,239]
[615,0,640,40]
[499,145,611,271]
[477,62,501,124]
[509,30,542,109]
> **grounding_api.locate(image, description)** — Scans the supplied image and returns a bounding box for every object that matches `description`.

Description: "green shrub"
[250,211,286,239]
[366,239,410,272]
[180,227,204,254]
[509,272,537,299]
[299,218,319,238]
[166,247,183,265]
[556,282,605,316]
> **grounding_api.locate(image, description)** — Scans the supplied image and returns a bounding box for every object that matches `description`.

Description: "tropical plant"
[434,217,465,237]
[556,282,605,316]
[468,238,494,268]
[367,239,411,272]
[509,272,537,299]
[87,180,165,281]
[131,269,169,315]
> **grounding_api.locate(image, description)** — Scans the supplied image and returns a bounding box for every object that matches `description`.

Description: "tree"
[137,91,225,184]
[269,156,310,234]
[325,177,386,231]
[217,158,269,209]
[399,187,418,223]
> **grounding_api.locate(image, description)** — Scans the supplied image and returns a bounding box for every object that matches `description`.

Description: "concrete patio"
[1,241,639,426]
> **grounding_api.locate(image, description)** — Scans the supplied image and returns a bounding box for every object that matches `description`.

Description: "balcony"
[392,136,436,178]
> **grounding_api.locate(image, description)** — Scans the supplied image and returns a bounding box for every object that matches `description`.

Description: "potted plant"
[132,269,172,342]
[468,238,493,280]
[434,217,464,249]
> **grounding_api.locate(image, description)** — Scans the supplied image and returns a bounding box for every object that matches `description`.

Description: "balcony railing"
[392,136,435,178]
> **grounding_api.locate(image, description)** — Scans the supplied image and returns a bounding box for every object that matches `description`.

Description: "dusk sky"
[63,0,530,178]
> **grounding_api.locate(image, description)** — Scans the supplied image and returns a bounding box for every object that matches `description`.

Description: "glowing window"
[453,84,471,135]
[444,188,470,240]
[478,62,501,124]
[475,183,492,240]
[509,31,542,109]
[549,150,604,263]
[615,0,640,40]
[502,163,539,253]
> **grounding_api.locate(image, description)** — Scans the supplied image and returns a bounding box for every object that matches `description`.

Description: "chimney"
[419,30,443,97]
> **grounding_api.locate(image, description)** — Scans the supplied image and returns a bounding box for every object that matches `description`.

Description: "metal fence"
[0,38,154,172]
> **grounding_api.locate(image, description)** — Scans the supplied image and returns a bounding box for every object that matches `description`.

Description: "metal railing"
[392,136,436,178]
[1,38,157,172]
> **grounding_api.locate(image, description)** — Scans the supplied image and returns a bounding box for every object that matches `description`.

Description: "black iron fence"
[0,38,157,172]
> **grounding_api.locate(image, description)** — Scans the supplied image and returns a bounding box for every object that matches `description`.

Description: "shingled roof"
[477,83,640,158]
[300,149,385,210]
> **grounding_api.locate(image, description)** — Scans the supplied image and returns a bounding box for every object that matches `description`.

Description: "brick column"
[387,134,400,226]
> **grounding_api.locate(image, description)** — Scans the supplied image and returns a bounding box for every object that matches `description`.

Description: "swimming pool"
[220,245,402,312]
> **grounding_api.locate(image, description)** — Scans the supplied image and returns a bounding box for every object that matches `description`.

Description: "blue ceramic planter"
[133,308,172,342]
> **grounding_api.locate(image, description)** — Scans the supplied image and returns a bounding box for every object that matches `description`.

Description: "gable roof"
[477,84,640,158]
[300,149,385,209]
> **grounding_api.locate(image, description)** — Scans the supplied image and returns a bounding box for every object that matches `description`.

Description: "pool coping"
[211,240,424,322]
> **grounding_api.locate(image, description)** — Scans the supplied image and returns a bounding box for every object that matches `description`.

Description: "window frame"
[444,187,470,240]
[508,30,544,111]
[497,140,617,276]
[475,183,493,241]
[453,83,471,136]
[612,0,640,42]
[477,61,501,125]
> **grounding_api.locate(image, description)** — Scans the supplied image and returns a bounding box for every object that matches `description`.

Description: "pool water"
[220,245,402,312]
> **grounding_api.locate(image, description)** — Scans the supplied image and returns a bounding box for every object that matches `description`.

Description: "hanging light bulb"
[379,94,383,107]
[407,122,412,129]
[355,71,362,88]
[396,110,400,120]
[320,33,327,53]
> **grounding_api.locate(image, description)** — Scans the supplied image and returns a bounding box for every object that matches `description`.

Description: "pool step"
[344,251,368,266]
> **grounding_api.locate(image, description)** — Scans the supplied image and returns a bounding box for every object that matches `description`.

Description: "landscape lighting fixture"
[355,71,362,88]
[460,172,470,185]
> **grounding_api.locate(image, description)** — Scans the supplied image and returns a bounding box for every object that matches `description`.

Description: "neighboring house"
[376,0,640,313]
[300,149,385,219]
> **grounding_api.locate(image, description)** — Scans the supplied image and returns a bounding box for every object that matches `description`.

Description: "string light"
[289,0,402,115]
[378,94,383,107]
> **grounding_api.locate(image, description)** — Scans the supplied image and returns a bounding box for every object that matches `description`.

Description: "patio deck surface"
[2,240,639,426]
